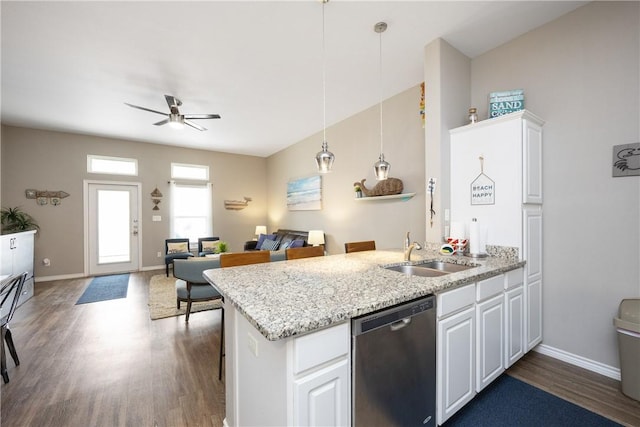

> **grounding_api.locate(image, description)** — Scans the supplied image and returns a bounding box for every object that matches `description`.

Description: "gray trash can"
[614,298,640,401]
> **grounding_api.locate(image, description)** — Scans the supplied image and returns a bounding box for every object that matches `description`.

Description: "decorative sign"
[612,143,640,177]
[471,157,495,205]
[489,89,524,118]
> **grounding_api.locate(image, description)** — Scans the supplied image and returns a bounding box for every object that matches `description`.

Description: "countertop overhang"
[203,249,524,341]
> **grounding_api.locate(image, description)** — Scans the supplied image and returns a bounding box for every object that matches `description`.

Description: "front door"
[86,182,140,276]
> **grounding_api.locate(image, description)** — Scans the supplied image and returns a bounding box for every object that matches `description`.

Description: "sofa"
[244,229,310,252]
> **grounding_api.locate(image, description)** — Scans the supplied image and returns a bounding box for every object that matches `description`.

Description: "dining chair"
[173,258,224,380]
[197,236,220,257]
[219,251,270,268]
[216,250,270,380]
[165,238,194,276]
[286,245,324,260]
[1,272,27,384]
[344,240,376,253]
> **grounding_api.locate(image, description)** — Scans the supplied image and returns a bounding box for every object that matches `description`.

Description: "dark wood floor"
[2,271,639,426]
[1,271,225,427]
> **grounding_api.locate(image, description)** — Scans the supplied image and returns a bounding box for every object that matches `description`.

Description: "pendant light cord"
[378,26,383,156]
[322,0,327,144]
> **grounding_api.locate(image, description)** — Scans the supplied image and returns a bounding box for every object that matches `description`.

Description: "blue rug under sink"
[443,374,621,427]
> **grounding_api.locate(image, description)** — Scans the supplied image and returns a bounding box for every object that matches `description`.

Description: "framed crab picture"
[612,143,640,177]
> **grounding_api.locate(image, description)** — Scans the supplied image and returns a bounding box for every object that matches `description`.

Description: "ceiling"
[1,1,585,158]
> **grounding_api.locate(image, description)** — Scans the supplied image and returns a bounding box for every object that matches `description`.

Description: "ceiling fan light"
[315,141,335,173]
[374,153,390,180]
[168,114,184,129]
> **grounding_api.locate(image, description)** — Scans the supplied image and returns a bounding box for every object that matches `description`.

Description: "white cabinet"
[292,358,350,427]
[475,274,505,392]
[1,230,36,315]
[437,284,475,425]
[223,304,350,427]
[524,206,543,350]
[450,110,544,352]
[504,268,525,367]
[292,322,350,427]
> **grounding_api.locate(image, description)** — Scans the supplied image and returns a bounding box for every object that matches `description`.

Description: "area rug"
[148,274,222,320]
[444,374,622,426]
[76,273,130,304]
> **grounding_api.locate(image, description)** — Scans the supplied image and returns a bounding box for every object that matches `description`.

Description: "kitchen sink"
[383,260,475,277]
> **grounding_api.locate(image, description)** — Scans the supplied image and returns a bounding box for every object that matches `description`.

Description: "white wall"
[469,2,639,370]
[266,85,426,254]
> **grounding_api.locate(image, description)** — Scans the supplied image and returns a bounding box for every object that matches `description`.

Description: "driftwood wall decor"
[25,189,70,206]
[224,197,252,210]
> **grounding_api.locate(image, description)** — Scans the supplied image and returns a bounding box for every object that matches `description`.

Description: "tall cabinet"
[449,109,544,356]
[1,230,36,317]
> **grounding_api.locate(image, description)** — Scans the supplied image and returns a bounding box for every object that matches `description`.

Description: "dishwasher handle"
[390,317,411,331]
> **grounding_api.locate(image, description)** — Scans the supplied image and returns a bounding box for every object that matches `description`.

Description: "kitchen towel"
[469,218,487,255]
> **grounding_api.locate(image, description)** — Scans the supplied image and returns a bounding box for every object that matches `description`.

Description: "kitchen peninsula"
[204,247,525,426]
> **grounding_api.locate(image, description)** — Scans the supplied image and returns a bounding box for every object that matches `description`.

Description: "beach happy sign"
[471,156,495,205]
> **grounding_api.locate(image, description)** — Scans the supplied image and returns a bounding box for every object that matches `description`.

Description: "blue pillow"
[256,233,275,249]
[260,238,279,251]
[289,239,304,248]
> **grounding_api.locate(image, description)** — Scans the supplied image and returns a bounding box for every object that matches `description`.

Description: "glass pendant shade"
[374,153,390,180]
[315,140,335,173]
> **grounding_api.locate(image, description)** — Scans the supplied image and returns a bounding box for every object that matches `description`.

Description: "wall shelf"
[354,192,416,202]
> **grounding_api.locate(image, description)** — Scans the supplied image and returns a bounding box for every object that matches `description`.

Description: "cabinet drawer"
[438,283,475,318]
[476,275,504,302]
[505,268,524,290]
[293,322,349,374]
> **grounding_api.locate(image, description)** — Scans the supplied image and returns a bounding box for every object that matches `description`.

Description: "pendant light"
[315,0,335,173]
[373,21,390,181]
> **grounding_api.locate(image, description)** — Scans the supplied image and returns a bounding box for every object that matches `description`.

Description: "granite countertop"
[203,247,524,341]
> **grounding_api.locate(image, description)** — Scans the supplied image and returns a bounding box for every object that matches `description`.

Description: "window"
[171,163,209,181]
[169,163,212,243]
[88,155,138,176]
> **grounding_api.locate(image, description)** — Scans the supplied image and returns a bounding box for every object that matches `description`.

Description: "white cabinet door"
[527,279,543,351]
[505,285,525,367]
[293,358,350,427]
[1,235,15,277]
[12,232,34,276]
[523,206,543,350]
[523,118,543,204]
[476,294,504,392]
[437,306,475,425]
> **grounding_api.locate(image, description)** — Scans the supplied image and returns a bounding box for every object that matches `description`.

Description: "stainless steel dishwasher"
[352,295,436,427]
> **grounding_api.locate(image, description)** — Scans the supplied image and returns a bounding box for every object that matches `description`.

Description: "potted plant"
[1,206,40,234]
[354,184,363,198]
[217,241,228,253]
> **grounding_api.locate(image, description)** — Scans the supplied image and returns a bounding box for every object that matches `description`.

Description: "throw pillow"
[280,241,291,250]
[167,242,188,254]
[202,240,221,253]
[289,239,304,248]
[256,233,276,249]
[259,238,279,251]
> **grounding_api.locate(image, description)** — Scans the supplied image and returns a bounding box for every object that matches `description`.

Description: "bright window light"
[171,163,209,181]
[88,155,138,176]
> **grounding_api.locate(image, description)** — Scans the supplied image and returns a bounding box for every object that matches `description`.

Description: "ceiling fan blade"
[184,114,221,120]
[184,120,207,131]
[153,119,169,126]
[164,94,181,108]
[124,103,167,116]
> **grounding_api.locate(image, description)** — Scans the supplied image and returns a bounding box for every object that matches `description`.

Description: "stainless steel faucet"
[404,232,422,261]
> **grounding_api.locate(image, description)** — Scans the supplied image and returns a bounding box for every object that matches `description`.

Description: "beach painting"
[287,175,322,211]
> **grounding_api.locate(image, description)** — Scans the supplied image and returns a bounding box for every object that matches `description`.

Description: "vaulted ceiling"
[1,1,585,157]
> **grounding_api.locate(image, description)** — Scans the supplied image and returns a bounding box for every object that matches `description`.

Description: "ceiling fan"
[125,94,221,131]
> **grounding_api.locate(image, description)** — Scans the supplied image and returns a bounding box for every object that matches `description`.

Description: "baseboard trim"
[534,344,621,381]
[142,265,164,272]
[35,273,85,283]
